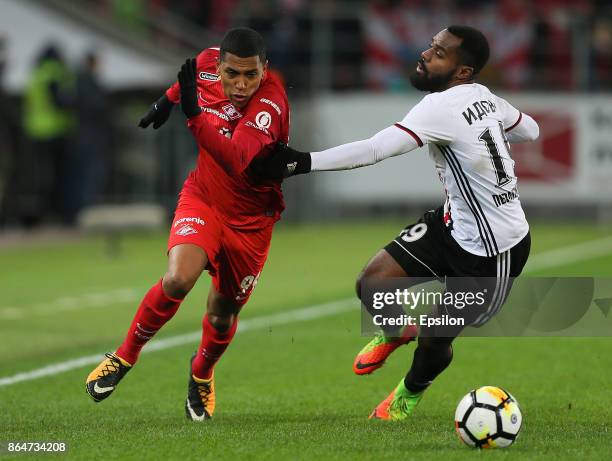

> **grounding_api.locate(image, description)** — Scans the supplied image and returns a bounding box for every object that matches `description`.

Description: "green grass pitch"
[1,220,611,460]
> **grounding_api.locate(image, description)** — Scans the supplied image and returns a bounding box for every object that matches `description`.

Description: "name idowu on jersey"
[397,84,529,257]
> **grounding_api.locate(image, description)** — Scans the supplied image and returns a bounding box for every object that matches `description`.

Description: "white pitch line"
[0,298,355,387]
[0,288,143,319]
[2,235,611,320]
[2,234,612,386]
[524,235,612,273]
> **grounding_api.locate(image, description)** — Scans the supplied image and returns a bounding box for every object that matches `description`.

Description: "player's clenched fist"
[178,58,201,118]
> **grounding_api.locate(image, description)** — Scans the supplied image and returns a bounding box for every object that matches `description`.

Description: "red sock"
[191,315,238,379]
[116,279,182,365]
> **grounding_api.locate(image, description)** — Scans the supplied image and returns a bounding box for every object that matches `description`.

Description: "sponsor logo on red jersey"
[259,98,282,115]
[256,111,272,129]
[199,71,219,81]
[174,217,206,227]
[202,107,229,121]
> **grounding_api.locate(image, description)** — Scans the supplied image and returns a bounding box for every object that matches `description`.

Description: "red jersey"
[166,47,290,230]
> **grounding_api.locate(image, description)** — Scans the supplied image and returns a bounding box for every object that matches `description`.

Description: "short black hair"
[220,27,266,63]
[447,25,490,76]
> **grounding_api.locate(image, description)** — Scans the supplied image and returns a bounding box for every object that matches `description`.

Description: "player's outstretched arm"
[252,125,421,179]
[496,95,540,144]
[505,113,539,143]
[138,94,174,129]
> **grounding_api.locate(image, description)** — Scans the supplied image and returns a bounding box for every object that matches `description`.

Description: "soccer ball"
[454,386,522,448]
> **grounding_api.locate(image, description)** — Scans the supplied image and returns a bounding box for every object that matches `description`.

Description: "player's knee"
[355,272,364,300]
[207,313,236,333]
[206,290,240,332]
[355,264,384,300]
[162,271,197,299]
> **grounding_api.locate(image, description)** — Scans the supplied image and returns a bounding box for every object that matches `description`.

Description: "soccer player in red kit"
[85,28,289,421]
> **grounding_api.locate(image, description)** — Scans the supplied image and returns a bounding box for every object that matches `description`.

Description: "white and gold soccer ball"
[454,386,522,448]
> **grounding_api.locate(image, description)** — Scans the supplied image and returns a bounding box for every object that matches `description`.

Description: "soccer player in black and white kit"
[254,25,539,420]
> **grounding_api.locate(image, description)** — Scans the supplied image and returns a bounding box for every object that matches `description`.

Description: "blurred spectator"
[242,0,304,89]
[364,0,458,91]
[239,0,363,92]
[362,0,600,92]
[111,0,148,35]
[76,0,609,93]
[486,0,533,90]
[22,44,76,226]
[589,16,612,90]
[161,0,211,28]
[204,0,239,34]
[529,0,580,90]
[0,35,20,227]
[528,14,554,89]
[155,0,240,31]
[73,51,113,215]
[327,0,365,90]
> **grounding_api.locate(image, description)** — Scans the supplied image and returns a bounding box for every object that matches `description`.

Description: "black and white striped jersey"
[396,83,530,257]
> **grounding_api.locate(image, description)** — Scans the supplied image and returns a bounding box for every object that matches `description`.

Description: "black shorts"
[384,207,531,332]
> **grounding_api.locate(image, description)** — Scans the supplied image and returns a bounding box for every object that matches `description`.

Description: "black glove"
[138,94,174,129]
[177,58,200,118]
[251,142,312,180]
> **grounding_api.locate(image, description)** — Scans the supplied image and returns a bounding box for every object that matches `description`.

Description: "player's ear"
[456,65,474,82]
[262,59,268,78]
[216,57,222,75]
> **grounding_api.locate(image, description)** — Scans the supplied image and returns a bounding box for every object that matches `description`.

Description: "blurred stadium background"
[1,1,612,458]
[1,0,611,230]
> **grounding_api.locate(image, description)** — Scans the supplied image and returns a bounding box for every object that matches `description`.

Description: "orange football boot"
[353,325,417,375]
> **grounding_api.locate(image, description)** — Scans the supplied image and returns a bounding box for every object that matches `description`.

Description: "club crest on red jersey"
[235,273,261,301]
[222,104,242,120]
[175,225,198,236]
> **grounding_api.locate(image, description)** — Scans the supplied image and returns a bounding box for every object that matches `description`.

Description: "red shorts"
[168,191,273,306]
